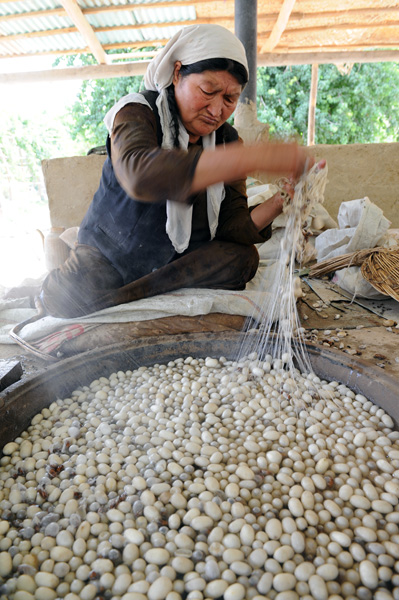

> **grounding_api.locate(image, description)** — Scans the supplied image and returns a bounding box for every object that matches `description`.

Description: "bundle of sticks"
[308,247,384,278]
[308,245,399,302]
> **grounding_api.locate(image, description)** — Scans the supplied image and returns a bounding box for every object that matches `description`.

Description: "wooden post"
[307,63,319,146]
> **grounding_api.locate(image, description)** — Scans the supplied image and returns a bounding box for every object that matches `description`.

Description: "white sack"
[315,197,392,299]
[331,267,386,299]
[315,197,391,262]
[257,228,285,261]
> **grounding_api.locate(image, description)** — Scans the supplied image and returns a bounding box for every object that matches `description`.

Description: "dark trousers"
[40,240,259,318]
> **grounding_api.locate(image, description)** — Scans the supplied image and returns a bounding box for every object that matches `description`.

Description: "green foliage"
[256,62,399,144]
[256,65,310,142]
[55,52,146,150]
[68,75,143,149]
[66,61,399,148]
[317,63,399,144]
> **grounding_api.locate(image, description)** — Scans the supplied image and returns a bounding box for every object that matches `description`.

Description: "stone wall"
[42,142,399,230]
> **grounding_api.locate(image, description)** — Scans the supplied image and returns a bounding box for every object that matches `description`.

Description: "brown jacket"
[111,102,272,246]
[79,95,271,283]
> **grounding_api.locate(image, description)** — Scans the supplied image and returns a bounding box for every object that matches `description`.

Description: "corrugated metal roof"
[1,0,399,71]
[0,0,197,60]
[1,16,70,36]
[0,0,57,16]
[86,12,138,28]
[133,5,196,23]
[7,31,85,55]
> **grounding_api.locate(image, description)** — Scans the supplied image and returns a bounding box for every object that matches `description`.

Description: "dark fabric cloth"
[40,241,259,318]
[40,245,123,318]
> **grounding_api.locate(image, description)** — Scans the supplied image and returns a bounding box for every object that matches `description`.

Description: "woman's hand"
[250,189,289,231]
[250,159,327,232]
[275,158,327,209]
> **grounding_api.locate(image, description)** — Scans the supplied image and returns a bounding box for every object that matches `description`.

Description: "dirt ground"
[298,280,399,379]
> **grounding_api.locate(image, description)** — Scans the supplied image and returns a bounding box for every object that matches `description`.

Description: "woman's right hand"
[256,140,314,180]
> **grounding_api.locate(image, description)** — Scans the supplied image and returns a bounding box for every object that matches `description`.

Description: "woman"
[39,24,311,318]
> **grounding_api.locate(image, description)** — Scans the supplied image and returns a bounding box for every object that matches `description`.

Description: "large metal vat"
[1,331,398,451]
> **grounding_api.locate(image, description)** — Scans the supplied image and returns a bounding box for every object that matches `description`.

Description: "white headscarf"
[105,24,249,253]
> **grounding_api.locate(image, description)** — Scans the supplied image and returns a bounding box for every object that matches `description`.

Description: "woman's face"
[172,62,242,143]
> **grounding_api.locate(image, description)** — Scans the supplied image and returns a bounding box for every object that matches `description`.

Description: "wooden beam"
[291,6,399,21]
[278,20,399,37]
[0,39,169,61]
[2,48,399,86]
[110,51,158,60]
[257,48,399,65]
[260,0,297,53]
[0,61,150,84]
[307,63,318,146]
[271,43,399,53]
[59,0,109,64]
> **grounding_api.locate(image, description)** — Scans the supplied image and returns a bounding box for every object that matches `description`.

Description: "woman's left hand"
[275,158,327,211]
[273,177,296,212]
[250,159,327,231]
[250,188,291,231]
